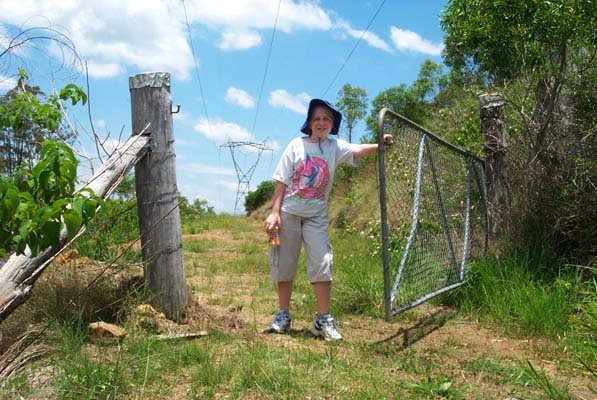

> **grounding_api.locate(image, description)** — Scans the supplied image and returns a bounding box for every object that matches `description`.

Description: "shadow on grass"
[261,328,326,341]
[372,308,456,351]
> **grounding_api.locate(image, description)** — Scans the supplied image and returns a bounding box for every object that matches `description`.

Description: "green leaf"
[63,211,82,240]
[33,206,55,224]
[82,198,99,220]
[13,235,26,255]
[52,198,72,210]
[71,197,84,218]
[3,188,20,214]
[18,220,31,240]
[42,220,62,249]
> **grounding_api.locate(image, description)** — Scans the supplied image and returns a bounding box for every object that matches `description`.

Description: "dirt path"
[181,226,595,400]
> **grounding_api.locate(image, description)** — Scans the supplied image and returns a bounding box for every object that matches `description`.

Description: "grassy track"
[0,214,594,399]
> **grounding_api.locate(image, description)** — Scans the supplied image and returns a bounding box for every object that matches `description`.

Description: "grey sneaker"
[269,310,291,333]
[311,314,343,341]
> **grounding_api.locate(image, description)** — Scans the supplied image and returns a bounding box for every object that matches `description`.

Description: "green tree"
[0,141,99,257]
[178,195,215,220]
[244,180,275,214]
[441,0,596,83]
[0,69,91,257]
[441,0,597,153]
[112,171,136,200]
[441,0,597,262]
[0,69,85,175]
[364,60,447,142]
[336,84,368,143]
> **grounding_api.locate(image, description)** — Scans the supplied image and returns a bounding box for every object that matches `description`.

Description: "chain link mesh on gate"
[377,108,488,319]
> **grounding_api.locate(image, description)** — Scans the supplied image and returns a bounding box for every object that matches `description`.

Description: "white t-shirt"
[273,137,357,217]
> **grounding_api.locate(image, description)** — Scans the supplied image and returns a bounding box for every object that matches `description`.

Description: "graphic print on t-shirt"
[291,154,330,200]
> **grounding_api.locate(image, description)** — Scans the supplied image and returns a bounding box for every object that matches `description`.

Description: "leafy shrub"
[179,195,215,220]
[75,198,141,264]
[244,180,275,214]
[0,141,100,257]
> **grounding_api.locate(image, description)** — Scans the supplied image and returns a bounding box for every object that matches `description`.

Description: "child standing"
[264,98,392,341]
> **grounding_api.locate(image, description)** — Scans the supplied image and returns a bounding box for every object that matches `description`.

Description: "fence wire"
[377,108,488,319]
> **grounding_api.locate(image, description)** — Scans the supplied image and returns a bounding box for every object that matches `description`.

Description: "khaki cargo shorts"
[269,211,333,283]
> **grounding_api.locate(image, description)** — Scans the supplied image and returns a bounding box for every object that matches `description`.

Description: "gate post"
[479,93,511,245]
[129,72,187,321]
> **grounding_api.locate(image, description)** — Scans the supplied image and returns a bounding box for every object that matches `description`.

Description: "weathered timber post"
[480,93,511,244]
[129,72,187,321]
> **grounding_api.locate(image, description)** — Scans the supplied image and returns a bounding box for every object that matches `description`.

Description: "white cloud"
[0,0,194,80]
[173,109,193,124]
[219,29,262,50]
[263,139,281,153]
[179,163,236,176]
[178,178,238,213]
[184,0,333,35]
[193,117,253,142]
[85,61,125,79]
[335,18,391,53]
[268,89,310,114]
[389,26,443,56]
[0,75,17,91]
[95,119,107,128]
[102,139,126,156]
[225,86,256,108]
[181,0,335,51]
[0,0,394,83]
[174,138,197,146]
[219,180,239,191]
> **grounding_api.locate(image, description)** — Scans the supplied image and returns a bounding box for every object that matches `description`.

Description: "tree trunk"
[0,134,150,323]
[129,72,187,322]
[480,93,511,244]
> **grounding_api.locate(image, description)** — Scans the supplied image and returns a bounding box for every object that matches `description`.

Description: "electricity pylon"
[220,141,272,214]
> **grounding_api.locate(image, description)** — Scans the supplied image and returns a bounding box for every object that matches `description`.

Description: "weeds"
[448,253,579,338]
[522,359,571,400]
[1,214,594,399]
[405,376,460,399]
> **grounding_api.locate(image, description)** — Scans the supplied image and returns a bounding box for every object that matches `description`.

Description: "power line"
[181,0,213,136]
[250,0,282,136]
[321,0,387,98]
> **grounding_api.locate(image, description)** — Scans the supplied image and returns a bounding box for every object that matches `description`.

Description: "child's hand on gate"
[383,134,393,148]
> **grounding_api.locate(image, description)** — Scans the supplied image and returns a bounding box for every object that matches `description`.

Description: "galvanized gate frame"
[377,108,488,321]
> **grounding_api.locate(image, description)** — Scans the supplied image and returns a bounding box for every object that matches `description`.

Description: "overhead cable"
[321,0,387,98]
[181,0,213,136]
[251,0,282,136]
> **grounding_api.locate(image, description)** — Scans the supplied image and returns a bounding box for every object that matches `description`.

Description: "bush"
[75,198,141,264]
[244,180,275,214]
[179,195,215,220]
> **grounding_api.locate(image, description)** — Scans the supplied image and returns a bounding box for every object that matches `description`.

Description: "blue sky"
[0,0,447,214]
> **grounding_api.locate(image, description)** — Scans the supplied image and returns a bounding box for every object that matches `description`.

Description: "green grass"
[1,213,594,400]
[333,229,385,317]
[446,252,584,339]
[444,249,596,379]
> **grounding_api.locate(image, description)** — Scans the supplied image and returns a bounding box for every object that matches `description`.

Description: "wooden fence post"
[479,93,511,245]
[129,72,187,321]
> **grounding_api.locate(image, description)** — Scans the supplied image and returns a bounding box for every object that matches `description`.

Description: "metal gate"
[377,108,488,320]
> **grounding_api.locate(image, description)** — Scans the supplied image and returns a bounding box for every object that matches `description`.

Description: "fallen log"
[0,132,151,323]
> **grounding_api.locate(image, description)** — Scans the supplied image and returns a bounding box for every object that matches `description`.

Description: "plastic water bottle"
[269,227,280,247]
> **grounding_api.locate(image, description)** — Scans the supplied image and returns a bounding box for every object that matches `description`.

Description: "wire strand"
[250,0,282,136]
[181,0,212,136]
[321,0,387,98]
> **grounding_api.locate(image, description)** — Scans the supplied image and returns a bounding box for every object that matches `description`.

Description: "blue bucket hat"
[300,98,342,135]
